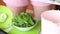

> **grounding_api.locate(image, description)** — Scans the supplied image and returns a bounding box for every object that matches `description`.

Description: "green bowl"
[0,5,13,29]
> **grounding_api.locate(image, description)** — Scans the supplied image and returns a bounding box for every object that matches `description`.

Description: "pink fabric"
[31,1,51,6]
[41,10,60,34]
[41,10,60,23]
[3,0,28,7]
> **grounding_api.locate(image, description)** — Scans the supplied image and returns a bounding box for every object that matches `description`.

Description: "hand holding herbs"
[12,12,36,28]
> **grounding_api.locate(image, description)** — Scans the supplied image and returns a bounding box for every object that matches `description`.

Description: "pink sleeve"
[31,1,51,6]
[3,0,28,7]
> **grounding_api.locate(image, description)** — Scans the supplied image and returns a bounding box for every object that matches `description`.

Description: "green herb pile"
[12,12,36,28]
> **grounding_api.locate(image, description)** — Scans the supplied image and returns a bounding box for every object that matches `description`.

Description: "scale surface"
[8,22,41,34]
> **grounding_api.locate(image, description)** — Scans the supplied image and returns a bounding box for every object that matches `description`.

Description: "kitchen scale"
[8,22,41,34]
[0,5,41,34]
